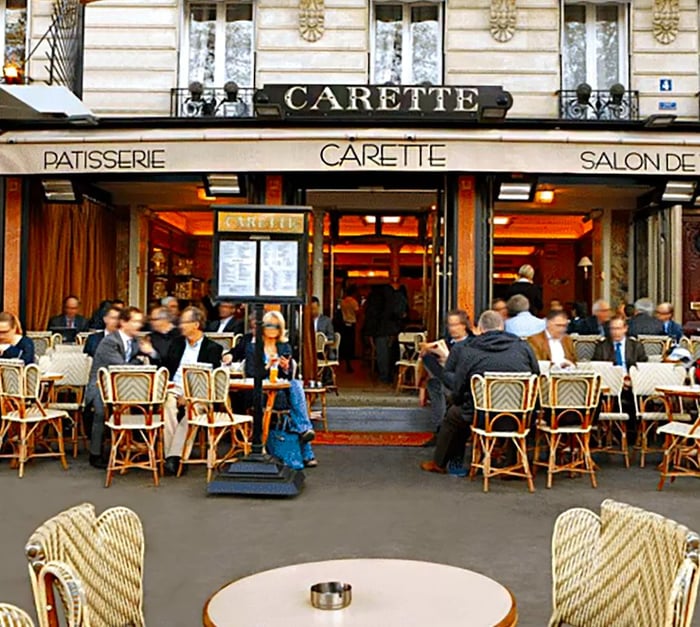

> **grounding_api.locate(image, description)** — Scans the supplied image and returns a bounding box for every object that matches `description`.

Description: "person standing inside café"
[48,296,89,335]
[0,312,35,364]
[159,306,223,476]
[505,264,543,314]
[340,286,360,373]
[84,307,156,469]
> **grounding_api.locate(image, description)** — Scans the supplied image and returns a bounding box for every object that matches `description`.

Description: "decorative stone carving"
[490,0,516,43]
[653,0,679,44]
[299,0,324,42]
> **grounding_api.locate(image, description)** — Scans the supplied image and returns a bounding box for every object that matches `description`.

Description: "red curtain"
[26,198,118,330]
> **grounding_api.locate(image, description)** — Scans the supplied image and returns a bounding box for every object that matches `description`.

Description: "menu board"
[258,240,299,297]
[218,240,257,298]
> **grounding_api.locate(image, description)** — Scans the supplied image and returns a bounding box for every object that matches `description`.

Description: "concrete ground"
[1,446,699,626]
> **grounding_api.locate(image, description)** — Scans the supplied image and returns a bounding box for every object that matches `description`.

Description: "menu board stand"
[208,206,310,498]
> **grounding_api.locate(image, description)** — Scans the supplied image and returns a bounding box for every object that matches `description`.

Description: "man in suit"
[421,310,540,474]
[655,302,683,343]
[528,310,576,367]
[206,298,244,334]
[147,306,180,358]
[592,315,647,371]
[504,295,546,338]
[628,297,664,337]
[160,306,223,475]
[582,299,612,337]
[83,305,121,358]
[48,295,89,340]
[505,264,543,314]
[84,306,156,468]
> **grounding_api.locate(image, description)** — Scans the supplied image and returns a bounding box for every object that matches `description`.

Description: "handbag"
[266,415,304,470]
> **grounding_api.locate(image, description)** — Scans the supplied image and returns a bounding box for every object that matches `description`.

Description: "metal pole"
[251,302,265,455]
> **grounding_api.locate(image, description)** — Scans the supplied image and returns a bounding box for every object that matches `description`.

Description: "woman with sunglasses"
[0,312,35,364]
[244,310,317,467]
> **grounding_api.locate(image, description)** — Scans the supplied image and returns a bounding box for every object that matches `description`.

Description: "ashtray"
[310,581,352,610]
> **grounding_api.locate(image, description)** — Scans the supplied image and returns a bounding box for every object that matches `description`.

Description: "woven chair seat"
[538,423,593,435]
[4,408,68,422]
[471,427,530,438]
[599,411,629,421]
[189,412,252,428]
[106,415,164,430]
[639,411,692,422]
[657,421,700,439]
[47,402,82,411]
[395,359,419,366]
[318,359,339,367]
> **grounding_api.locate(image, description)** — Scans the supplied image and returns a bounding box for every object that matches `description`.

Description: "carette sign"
[262,84,512,119]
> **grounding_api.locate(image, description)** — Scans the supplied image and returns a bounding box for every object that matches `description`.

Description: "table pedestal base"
[207,455,305,497]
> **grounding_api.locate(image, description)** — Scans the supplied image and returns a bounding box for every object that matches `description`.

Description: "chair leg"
[178,424,199,477]
[147,430,159,487]
[54,419,68,470]
[483,438,494,493]
[18,422,27,478]
[469,433,480,481]
[547,434,559,489]
[657,434,674,491]
[515,438,535,493]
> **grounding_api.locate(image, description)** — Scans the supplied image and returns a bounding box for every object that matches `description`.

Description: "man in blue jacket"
[655,302,683,343]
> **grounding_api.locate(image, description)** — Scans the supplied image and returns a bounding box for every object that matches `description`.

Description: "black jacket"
[628,313,664,338]
[453,331,540,413]
[150,327,180,363]
[206,317,244,334]
[505,281,543,314]
[592,337,647,369]
[162,335,223,379]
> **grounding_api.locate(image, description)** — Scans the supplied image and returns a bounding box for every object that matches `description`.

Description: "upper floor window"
[562,2,628,90]
[186,1,253,87]
[371,2,443,85]
[2,0,27,69]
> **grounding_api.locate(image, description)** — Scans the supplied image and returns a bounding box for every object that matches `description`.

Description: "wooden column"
[456,176,476,315]
[3,177,22,315]
[265,175,283,205]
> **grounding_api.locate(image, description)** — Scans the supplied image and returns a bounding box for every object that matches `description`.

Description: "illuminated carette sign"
[262,84,512,119]
[217,211,306,234]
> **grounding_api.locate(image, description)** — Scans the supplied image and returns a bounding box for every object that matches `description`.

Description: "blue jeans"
[426,376,446,428]
[288,379,315,461]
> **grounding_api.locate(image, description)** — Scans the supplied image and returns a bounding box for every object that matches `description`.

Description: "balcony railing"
[558,87,639,121]
[170,85,255,118]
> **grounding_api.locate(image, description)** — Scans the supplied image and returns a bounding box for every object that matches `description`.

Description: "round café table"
[229,378,291,445]
[203,558,517,627]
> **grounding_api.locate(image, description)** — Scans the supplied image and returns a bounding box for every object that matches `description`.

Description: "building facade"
[0,0,699,333]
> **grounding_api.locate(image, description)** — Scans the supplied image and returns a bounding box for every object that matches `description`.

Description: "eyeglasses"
[179,319,196,325]
[263,323,281,330]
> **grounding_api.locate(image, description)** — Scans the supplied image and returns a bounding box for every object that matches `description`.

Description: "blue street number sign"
[659,79,673,92]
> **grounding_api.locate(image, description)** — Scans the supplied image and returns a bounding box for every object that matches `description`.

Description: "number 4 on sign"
[660,79,673,92]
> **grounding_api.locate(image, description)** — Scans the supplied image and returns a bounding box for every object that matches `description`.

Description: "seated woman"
[0,312,35,364]
[244,310,317,467]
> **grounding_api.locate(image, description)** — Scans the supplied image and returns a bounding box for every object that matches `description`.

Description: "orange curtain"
[26,198,117,330]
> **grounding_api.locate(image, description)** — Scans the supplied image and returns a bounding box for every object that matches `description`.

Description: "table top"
[40,372,64,382]
[656,384,700,398]
[203,558,517,627]
[229,378,291,390]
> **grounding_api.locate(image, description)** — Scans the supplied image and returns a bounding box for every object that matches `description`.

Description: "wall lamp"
[497,180,534,201]
[253,90,283,118]
[479,91,513,121]
[41,179,80,203]
[203,174,247,197]
[578,256,593,279]
[644,114,677,128]
[661,180,695,203]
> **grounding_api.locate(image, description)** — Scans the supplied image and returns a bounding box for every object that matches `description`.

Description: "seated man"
[206,299,244,334]
[655,302,683,344]
[628,297,664,337]
[504,295,545,338]
[83,307,155,469]
[592,315,647,371]
[528,310,576,368]
[161,306,223,475]
[83,305,121,358]
[420,309,471,434]
[48,295,89,341]
[421,310,539,474]
[584,299,612,337]
[147,306,179,359]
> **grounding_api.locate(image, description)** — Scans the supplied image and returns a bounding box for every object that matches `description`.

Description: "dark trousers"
[340,323,355,366]
[433,404,471,468]
[375,336,395,383]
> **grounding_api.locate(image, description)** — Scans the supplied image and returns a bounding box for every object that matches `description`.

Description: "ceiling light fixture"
[662,180,695,203]
[203,174,246,197]
[497,182,534,201]
[41,179,79,203]
[363,216,403,224]
[535,189,555,204]
[493,216,511,226]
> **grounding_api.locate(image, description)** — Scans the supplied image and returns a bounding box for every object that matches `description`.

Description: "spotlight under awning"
[497,181,534,201]
[204,174,246,197]
[42,179,80,203]
[662,180,695,203]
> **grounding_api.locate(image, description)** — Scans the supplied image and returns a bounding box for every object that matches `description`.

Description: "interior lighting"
[535,190,555,204]
[363,216,402,225]
[203,174,245,197]
[498,182,533,201]
[493,216,511,226]
[41,179,79,203]
[662,181,695,203]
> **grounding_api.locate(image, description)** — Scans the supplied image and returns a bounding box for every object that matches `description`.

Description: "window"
[371,2,442,85]
[186,2,253,87]
[562,2,628,90]
[1,0,27,68]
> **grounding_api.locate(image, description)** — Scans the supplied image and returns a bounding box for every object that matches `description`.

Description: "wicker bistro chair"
[533,371,603,488]
[469,373,539,492]
[628,362,690,468]
[204,332,236,351]
[638,334,673,362]
[571,334,604,362]
[586,361,631,468]
[316,331,340,394]
[25,503,145,627]
[43,352,92,458]
[98,366,168,487]
[0,604,35,627]
[657,412,700,490]
[181,365,252,481]
[395,332,426,394]
[0,362,69,478]
[26,333,62,359]
[549,499,700,627]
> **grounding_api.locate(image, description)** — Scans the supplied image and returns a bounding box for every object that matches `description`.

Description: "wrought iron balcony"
[170,83,255,118]
[558,84,639,121]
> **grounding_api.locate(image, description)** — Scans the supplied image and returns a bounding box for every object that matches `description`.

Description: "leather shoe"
[420,460,446,474]
[422,435,437,448]
[88,454,108,470]
[304,458,318,468]
[164,457,181,476]
[300,429,316,443]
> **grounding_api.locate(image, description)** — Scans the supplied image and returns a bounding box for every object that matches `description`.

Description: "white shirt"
[172,336,203,394]
[313,317,319,332]
[118,330,133,361]
[546,330,566,366]
[217,316,233,333]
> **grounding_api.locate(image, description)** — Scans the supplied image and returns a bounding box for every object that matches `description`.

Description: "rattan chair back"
[0,362,43,408]
[44,352,91,388]
[572,335,603,362]
[25,503,144,627]
[550,499,700,627]
[538,371,602,429]
[0,604,34,627]
[629,362,686,398]
[104,367,169,427]
[586,361,626,397]
[638,334,672,361]
[471,373,538,433]
[35,560,90,627]
[315,331,327,354]
[26,332,61,359]
[204,332,236,351]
